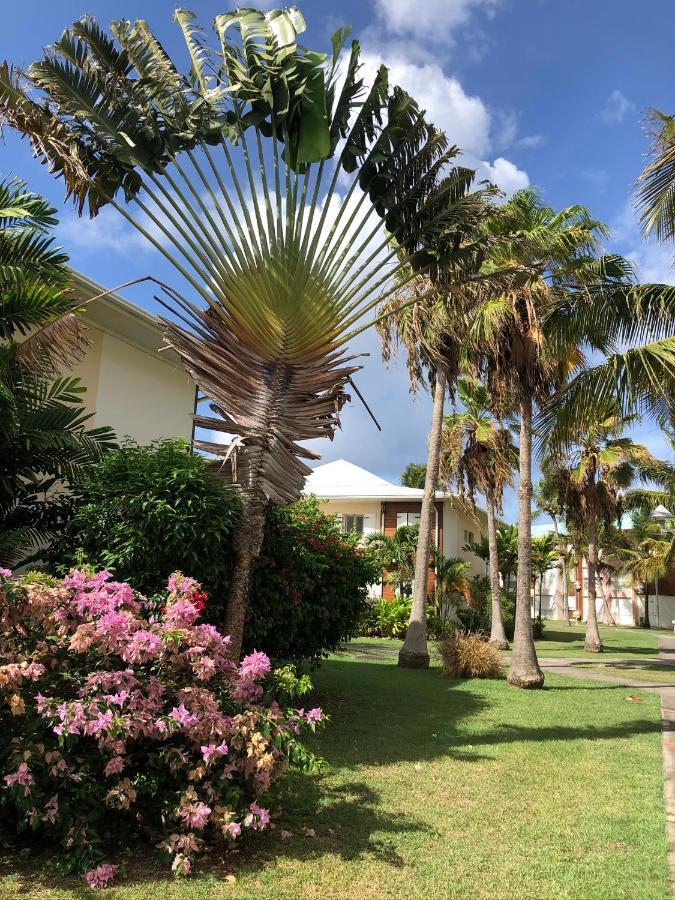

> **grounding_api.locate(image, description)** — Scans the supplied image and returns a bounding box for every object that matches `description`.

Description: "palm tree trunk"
[224,491,267,660]
[487,496,508,649]
[644,586,651,628]
[562,551,571,626]
[399,372,446,669]
[507,393,544,688]
[550,517,567,623]
[584,512,603,652]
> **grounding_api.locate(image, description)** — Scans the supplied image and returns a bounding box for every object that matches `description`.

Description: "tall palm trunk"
[584,510,603,652]
[399,372,446,669]
[224,491,267,659]
[562,551,571,626]
[487,496,508,648]
[507,393,544,688]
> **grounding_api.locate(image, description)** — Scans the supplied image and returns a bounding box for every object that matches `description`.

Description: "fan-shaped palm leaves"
[0,8,489,654]
[0,177,115,566]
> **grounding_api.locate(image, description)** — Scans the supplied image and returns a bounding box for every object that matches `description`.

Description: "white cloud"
[611,200,675,284]
[58,207,149,256]
[478,157,530,194]
[516,133,545,149]
[372,0,501,43]
[600,89,635,125]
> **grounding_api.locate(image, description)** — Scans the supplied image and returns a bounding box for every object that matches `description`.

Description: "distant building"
[304,459,487,598]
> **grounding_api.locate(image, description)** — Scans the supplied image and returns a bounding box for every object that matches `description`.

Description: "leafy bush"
[247,498,376,663]
[360,595,413,638]
[50,439,239,604]
[437,631,504,679]
[50,442,374,665]
[0,568,323,886]
[456,576,515,639]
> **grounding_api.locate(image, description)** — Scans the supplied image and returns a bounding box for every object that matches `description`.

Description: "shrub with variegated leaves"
[0,567,323,887]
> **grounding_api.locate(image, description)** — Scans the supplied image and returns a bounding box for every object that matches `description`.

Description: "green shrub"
[437,631,504,679]
[49,441,373,665]
[49,439,239,602]
[246,498,376,663]
[360,595,413,638]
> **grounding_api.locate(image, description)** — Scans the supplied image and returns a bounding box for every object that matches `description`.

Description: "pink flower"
[4,763,34,795]
[224,821,242,840]
[171,853,191,876]
[83,864,118,888]
[238,650,271,680]
[179,801,211,830]
[244,801,270,830]
[0,567,12,578]
[169,704,198,729]
[306,707,323,723]
[104,757,125,777]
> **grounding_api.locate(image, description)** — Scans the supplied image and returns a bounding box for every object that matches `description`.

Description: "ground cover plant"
[0,568,323,887]
[0,653,668,898]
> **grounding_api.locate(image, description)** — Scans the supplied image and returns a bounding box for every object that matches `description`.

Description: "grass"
[0,655,668,899]
[576,661,675,684]
[348,623,663,661]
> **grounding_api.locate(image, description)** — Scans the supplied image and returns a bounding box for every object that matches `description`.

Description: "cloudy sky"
[2,0,675,521]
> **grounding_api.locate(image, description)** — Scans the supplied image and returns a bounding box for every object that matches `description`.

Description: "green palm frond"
[636,109,675,243]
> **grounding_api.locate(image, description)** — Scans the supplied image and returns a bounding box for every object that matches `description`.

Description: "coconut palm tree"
[442,378,516,648]
[0,9,491,656]
[465,189,645,686]
[400,463,426,489]
[560,407,654,651]
[0,176,115,566]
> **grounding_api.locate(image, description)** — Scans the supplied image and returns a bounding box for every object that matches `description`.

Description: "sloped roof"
[304,459,453,501]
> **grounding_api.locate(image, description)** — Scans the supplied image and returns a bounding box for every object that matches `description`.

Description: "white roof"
[304,459,454,501]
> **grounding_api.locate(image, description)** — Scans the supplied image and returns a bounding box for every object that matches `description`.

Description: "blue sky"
[2,0,675,522]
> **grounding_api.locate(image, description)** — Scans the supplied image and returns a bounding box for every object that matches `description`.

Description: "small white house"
[304,459,487,598]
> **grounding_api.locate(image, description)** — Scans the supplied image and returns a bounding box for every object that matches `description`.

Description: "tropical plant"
[531,531,558,622]
[0,176,115,567]
[363,525,420,597]
[400,462,426,489]
[0,568,323,884]
[496,523,519,593]
[442,377,516,648]
[0,8,479,657]
[466,187,658,686]
[614,508,674,628]
[560,407,654,650]
[431,550,473,621]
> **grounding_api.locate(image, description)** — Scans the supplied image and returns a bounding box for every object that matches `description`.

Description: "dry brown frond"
[437,631,504,679]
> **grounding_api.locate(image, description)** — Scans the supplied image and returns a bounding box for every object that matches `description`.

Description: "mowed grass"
[0,654,668,899]
[348,623,662,661]
[577,661,675,684]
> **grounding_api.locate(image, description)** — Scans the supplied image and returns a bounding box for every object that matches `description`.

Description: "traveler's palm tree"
[442,377,516,647]
[465,187,651,686]
[562,407,654,651]
[0,177,115,566]
[0,8,491,654]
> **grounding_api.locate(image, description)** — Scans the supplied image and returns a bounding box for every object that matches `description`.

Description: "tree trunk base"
[489,638,509,650]
[584,640,603,653]
[507,669,545,689]
[398,649,430,669]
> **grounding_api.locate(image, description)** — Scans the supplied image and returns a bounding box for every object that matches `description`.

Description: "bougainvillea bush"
[0,568,323,887]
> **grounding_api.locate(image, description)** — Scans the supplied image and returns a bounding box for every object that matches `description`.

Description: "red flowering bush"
[0,567,323,887]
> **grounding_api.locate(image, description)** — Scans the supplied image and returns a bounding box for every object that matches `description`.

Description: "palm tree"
[401,463,427,489]
[534,459,571,625]
[363,526,419,597]
[432,550,473,621]
[0,177,115,566]
[442,378,516,648]
[531,532,558,622]
[496,523,519,595]
[0,9,486,656]
[561,408,654,651]
[377,182,498,669]
[466,189,642,687]
[616,509,673,627]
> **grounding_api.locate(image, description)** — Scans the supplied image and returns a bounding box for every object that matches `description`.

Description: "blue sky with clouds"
[2,0,675,521]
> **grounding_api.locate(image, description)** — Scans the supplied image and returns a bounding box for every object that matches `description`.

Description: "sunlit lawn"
[577,661,675,684]
[0,653,668,899]
[348,623,663,660]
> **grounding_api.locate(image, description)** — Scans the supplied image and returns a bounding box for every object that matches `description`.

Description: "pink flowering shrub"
[0,568,323,887]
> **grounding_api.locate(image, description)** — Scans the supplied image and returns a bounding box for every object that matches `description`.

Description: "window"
[342,514,364,535]
[396,512,421,529]
[464,530,474,545]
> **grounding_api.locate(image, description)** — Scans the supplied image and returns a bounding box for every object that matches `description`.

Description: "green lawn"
[347,623,663,661]
[577,661,675,684]
[0,655,668,899]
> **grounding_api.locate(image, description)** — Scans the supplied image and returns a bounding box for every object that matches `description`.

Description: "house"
[304,459,487,597]
[68,271,196,444]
